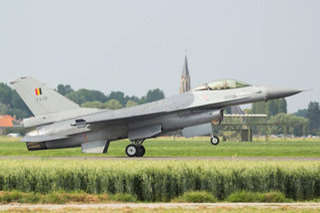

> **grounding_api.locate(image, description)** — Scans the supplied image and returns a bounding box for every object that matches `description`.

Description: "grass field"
[0,136,320,206]
[0,136,320,157]
[0,159,320,201]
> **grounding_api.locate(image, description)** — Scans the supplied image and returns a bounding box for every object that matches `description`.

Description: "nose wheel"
[125,139,146,157]
[210,135,220,145]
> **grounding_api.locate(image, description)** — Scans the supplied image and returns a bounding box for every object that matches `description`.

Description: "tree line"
[57,84,165,110]
[0,83,32,119]
[248,99,320,136]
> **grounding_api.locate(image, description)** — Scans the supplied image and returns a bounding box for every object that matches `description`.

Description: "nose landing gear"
[210,135,220,145]
[125,139,146,157]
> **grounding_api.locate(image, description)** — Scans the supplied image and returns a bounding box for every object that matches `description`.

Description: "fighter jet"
[11,77,301,157]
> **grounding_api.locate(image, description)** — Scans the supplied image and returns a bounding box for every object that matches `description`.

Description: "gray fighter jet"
[11,77,301,157]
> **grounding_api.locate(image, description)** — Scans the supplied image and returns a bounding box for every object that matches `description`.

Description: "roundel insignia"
[203,94,208,100]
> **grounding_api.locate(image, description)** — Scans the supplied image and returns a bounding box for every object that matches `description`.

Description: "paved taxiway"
[0,156,320,161]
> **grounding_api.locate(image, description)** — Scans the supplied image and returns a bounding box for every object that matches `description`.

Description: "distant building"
[179,55,191,93]
[0,115,15,135]
[0,115,14,128]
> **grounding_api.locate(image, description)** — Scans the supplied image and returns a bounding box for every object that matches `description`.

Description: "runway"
[1,203,320,211]
[0,156,320,161]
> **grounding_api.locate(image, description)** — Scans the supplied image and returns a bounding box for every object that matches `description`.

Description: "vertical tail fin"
[10,77,80,116]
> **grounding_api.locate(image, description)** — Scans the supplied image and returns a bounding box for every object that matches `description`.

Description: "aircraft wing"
[73,93,248,125]
[79,111,168,125]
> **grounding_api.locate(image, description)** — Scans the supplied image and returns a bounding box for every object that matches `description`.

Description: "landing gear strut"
[125,139,146,157]
[210,135,220,145]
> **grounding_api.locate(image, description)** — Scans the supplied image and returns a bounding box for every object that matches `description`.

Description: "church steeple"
[182,55,189,76]
[179,55,191,93]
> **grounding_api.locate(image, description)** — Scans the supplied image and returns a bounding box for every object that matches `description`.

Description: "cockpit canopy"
[192,79,251,91]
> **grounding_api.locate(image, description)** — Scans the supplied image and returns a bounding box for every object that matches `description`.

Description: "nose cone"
[266,87,302,100]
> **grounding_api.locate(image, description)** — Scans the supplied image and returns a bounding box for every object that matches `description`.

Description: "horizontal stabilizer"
[22,135,68,142]
[182,123,213,138]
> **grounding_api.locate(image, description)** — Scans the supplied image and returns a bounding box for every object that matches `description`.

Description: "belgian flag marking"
[35,88,42,96]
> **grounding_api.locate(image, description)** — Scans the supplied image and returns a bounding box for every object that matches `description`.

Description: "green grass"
[0,159,320,201]
[0,191,134,204]
[173,191,218,203]
[0,136,319,157]
[0,190,293,204]
[225,191,292,203]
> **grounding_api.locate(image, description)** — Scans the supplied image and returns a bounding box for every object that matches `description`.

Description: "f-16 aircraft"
[11,77,301,157]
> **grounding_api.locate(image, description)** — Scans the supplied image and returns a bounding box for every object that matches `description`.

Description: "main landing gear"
[210,135,220,145]
[125,139,146,157]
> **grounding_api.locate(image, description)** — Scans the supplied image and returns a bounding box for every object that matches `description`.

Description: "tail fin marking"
[10,77,80,116]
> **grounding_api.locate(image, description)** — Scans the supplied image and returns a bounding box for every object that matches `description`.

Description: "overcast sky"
[1,0,319,112]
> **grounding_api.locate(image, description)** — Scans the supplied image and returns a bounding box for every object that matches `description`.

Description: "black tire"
[136,145,146,157]
[210,135,220,145]
[125,144,137,157]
